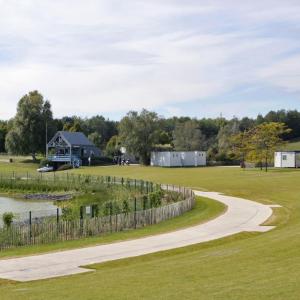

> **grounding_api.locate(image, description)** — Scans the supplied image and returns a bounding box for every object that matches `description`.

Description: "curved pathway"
[0,191,278,282]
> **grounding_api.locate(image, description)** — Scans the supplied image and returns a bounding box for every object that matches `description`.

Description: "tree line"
[0,90,298,166]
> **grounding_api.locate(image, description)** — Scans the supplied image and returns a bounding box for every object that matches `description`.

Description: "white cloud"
[0,0,300,119]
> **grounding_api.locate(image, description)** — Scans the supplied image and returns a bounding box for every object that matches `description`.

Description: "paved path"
[0,191,277,282]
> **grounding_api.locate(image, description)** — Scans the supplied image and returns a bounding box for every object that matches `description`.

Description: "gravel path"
[0,190,277,282]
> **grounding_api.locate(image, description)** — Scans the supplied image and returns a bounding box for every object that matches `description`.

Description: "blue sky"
[0,0,300,120]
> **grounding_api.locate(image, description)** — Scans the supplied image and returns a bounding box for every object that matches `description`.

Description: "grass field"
[0,162,300,299]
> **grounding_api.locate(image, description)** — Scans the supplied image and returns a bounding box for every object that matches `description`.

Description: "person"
[88,156,91,166]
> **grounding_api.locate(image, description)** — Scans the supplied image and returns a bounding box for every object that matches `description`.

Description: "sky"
[0,0,300,120]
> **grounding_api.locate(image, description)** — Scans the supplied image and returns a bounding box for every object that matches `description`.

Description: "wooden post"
[29,211,32,244]
[110,202,113,232]
[80,206,83,236]
[134,197,137,229]
[57,208,59,224]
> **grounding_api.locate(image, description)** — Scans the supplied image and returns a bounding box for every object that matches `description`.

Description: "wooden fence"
[0,186,195,250]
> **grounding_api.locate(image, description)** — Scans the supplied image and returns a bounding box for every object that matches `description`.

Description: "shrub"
[122,200,130,214]
[90,157,113,166]
[39,159,53,168]
[149,189,163,207]
[2,212,14,227]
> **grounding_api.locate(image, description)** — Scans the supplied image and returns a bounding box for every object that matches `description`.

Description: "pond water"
[0,196,58,226]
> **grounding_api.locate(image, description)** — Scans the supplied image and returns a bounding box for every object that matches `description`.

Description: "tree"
[230,131,251,167]
[88,132,102,148]
[0,121,8,153]
[118,110,160,165]
[105,135,121,157]
[215,119,241,161]
[249,122,291,171]
[173,120,206,151]
[5,91,53,160]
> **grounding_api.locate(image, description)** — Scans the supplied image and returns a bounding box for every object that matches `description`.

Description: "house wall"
[151,151,206,167]
[274,152,296,168]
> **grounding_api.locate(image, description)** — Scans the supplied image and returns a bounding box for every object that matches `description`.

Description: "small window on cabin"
[282,155,287,161]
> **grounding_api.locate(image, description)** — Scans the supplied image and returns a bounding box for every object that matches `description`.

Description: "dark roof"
[59,131,94,146]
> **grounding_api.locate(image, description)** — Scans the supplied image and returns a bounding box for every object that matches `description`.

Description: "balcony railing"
[47,154,79,162]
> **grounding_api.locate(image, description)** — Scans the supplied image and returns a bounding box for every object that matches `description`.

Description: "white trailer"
[274,151,300,168]
[151,151,206,167]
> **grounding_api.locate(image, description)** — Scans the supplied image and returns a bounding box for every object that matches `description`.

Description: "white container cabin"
[151,151,206,167]
[274,151,300,168]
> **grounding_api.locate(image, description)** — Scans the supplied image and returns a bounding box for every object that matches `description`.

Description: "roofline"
[47,131,96,147]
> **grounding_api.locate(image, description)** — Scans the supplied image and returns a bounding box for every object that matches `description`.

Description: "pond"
[0,196,59,227]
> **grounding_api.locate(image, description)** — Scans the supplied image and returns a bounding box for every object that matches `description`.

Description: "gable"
[47,132,71,147]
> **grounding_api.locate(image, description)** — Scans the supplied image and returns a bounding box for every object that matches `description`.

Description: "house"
[151,151,206,167]
[47,131,101,167]
[274,151,300,168]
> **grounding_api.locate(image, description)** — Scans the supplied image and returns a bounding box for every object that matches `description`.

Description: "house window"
[282,155,287,161]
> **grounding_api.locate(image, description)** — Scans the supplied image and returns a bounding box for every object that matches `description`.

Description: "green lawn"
[0,164,300,299]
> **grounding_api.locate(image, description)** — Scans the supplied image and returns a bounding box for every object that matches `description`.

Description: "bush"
[39,159,53,168]
[57,164,73,171]
[90,157,113,166]
[2,212,14,227]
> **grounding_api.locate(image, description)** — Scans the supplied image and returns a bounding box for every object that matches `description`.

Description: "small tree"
[2,212,14,228]
[230,131,251,168]
[241,123,291,171]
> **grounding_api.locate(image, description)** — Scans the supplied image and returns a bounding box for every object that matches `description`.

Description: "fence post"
[121,177,124,186]
[29,211,32,244]
[150,196,152,225]
[115,213,118,232]
[134,197,137,229]
[110,202,113,232]
[80,206,83,236]
[56,208,59,224]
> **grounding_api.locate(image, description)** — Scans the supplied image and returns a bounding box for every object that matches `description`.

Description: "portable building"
[274,151,300,168]
[151,151,206,167]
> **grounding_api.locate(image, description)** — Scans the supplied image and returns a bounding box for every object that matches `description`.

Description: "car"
[37,166,54,173]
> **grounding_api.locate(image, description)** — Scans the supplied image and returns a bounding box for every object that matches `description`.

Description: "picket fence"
[0,186,195,250]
